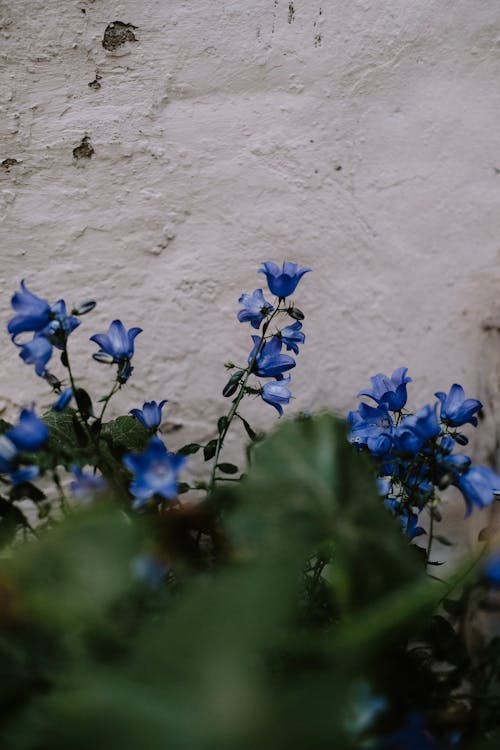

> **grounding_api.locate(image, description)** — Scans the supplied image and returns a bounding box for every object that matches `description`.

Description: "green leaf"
[222,370,243,398]
[178,443,202,456]
[75,388,93,420]
[217,416,228,435]
[238,415,257,441]
[217,463,239,475]
[102,416,151,454]
[435,534,453,547]
[203,439,218,461]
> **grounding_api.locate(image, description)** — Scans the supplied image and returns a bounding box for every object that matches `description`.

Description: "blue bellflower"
[42,300,80,348]
[7,281,51,339]
[435,383,482,427]
[348,403,393,449]
[402,403,441,441]
[90,319,142,383]
[70,465,107,503]
[130,400,168,430]
[359,367,412,412]
[456,465,500,516]
[237,289,274,329]
[278,321,305,355]
[482,551,500,587]
[261,376,292,416]
[6,407,49,452]
[53,388,74,411]
[123,436,187,509]
[249,335,296,378]
[18,334,53,377]
[258,261,311,299]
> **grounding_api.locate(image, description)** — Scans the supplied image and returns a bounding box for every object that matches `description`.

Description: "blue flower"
[9,465,40,485]
[456,465,500,516]
[6,407,49,452]
[17,334,53,377]
[70,465,107,503]
[392,424,423,455]
[482,551,500,587]
[237,289,274,329]
[42,300,80,348]
[258,261,311,299]
[278,321,305,355]
[435,383,482,427]
[123,436,187,509]
[261,376,292,416]
[130,400,168,430]
[399,510,426,541]
[403,403,441,441]
[90,319,142,383]
[53,388,74,411]
[7,280,51,339]
[358,367,412,412]
[348,403,393,448]
[375,713,436,750]
[249,335,296,378]
[131,555,168,587]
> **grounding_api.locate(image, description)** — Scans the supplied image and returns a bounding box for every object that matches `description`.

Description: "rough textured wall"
[1,1,499,494]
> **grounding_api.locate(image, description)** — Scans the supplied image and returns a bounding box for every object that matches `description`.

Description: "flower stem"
[207,304,284,493]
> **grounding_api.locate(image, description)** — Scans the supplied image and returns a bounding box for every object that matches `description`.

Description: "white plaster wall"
[1,1,500,493]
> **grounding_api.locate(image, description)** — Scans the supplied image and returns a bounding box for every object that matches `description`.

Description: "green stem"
[207,304,285,493]
[426,505,435,561]
[97,380,121,424]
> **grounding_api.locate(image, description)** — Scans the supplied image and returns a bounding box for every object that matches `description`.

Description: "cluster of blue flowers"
[236,261,311,415]
[7,281,91,381]
[5,264,311,510]
[348,369,500,539]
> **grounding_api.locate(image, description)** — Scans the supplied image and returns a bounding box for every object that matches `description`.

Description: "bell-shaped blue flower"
[42,300,80,349]
[123,436,187,509]
[403,403,441,441]
[130,400,168,430]
[6,407,49,452]
[358,367,412,412]
[392,424,423,455]
[399,510,426,541]
[435,383,482,428]
[237,289,274,329]
[261,376,292,416]
[70,465,107,503]
[90,319,142,383]
[278,321,305,355]
[7,280,51,339]
[90,319,142,360]
[249,335,296,378]
[482,551,500,587]
[9,465,40,485]
[348,403,393,448]
[53,388,74,411]
[18,334,53,377]
[258,261,311,299]
[456,465,500,516]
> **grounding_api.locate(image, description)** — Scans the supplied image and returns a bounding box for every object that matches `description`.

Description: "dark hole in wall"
[102,21,137,50]
[73,137,94,160]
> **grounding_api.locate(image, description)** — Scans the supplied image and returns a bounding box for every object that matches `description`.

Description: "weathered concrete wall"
[1,1,499,498]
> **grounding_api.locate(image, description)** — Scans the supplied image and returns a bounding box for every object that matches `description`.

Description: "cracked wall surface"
[1,1,500,528]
